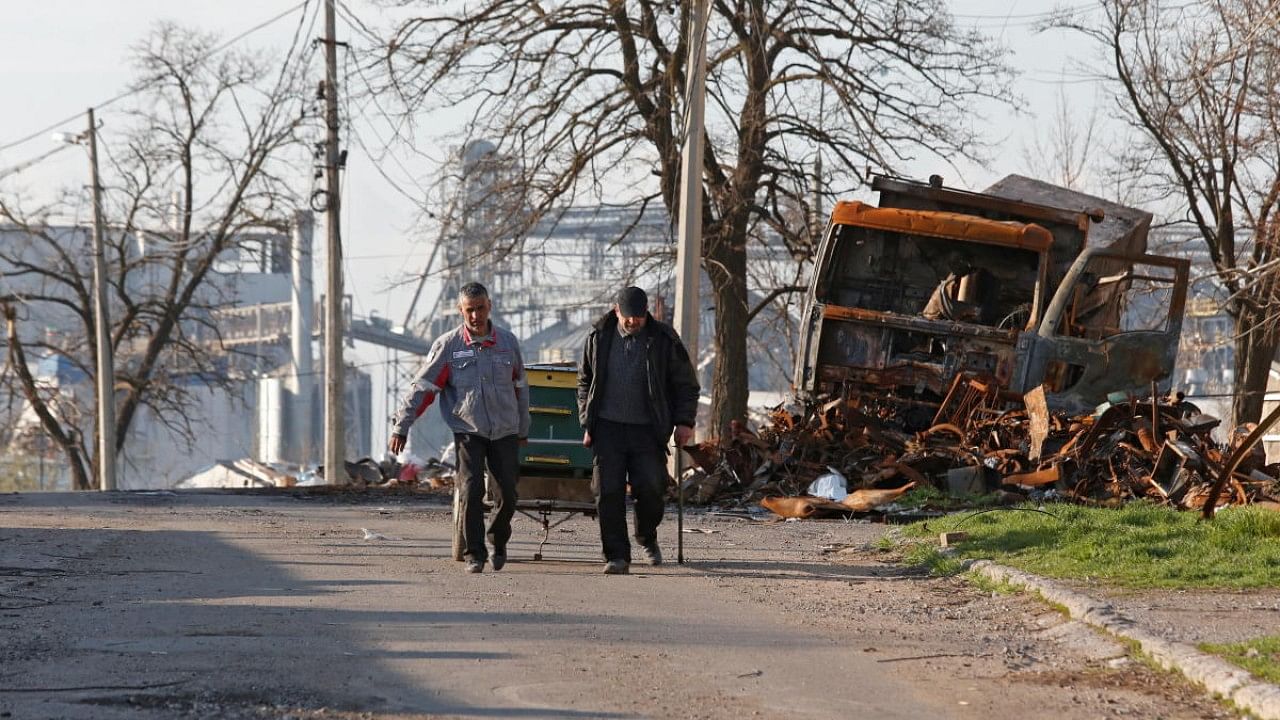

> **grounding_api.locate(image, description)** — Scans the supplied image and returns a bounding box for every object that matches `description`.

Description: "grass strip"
[1200,636,1280,685]
[899,502,1280,589]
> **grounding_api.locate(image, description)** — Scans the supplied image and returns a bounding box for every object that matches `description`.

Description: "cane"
[676,442,685,564]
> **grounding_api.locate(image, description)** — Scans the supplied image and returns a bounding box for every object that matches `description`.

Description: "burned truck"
[793,174,1190,424]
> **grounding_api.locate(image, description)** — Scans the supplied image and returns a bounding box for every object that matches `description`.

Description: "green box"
[521,364,593,472]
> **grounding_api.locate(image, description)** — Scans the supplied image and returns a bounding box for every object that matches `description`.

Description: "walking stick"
[676,443,685,564]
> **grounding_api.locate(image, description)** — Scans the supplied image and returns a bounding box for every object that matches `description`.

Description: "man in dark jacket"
[577,286,700,574]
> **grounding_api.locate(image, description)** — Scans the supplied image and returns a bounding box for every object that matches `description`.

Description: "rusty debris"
[680,377,1280,519]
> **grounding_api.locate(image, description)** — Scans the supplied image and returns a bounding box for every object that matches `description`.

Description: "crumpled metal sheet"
[685,377,1280,516]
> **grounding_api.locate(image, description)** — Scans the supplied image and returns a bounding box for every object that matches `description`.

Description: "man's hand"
[519,437,529,447]
[388,433,407,455]
[674,424,695,448]
[582,430,592,448]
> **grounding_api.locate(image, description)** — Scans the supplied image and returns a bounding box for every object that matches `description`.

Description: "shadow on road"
[0,503,635,719]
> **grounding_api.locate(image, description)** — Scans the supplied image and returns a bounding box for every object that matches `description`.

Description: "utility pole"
[322,0,347,484]
[288,211,315,464]
[673,0,709,564]
[675,0,707,383]
[87,108,117,491]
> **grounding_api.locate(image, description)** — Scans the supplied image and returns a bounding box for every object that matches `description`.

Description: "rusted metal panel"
[1025,385,1050,463]
[821,304,1018,342]
[1023,249,1190,412]
[810,311,1020,399]
[828,201,1054,252]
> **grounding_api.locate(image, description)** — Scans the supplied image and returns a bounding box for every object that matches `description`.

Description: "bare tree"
[0,24,307,489]
[1020,86,1102,193]
[1059,0,1280,426]
[379,0,1015,435]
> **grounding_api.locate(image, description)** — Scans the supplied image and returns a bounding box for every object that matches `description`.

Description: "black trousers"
[591,419,665,562]
[455,433,519,562]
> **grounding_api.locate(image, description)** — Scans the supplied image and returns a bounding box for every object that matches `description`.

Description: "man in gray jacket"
[578,286,700,574]
[390,282,530,573]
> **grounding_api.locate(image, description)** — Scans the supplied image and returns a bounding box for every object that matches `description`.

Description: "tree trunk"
[4,307,94,491]
[706,234,749,439]
[1231,306,1279,428]
[66,446,91,491]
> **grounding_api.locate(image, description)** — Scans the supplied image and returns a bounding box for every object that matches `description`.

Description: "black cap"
[615,286,648,317]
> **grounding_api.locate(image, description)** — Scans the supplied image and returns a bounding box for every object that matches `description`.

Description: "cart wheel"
[451,484,465,562]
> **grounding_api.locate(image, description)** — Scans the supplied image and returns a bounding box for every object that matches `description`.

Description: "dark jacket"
[577,311,700,449]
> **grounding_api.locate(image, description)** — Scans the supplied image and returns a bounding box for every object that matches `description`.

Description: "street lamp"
[55,109,117,491]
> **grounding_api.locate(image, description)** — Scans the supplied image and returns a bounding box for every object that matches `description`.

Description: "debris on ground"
[177,455,456,492]
[681,374,1280,519]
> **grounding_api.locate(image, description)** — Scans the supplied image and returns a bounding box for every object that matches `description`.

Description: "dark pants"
[591,419,665,562]
[455,433,519,562]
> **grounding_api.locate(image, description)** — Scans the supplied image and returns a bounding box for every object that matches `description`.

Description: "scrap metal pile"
[680,374,1280,518]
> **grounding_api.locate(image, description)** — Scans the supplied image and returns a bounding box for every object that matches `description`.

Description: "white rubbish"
[439,441,458,469]
[807,467,848,501]
[360,528,401,541]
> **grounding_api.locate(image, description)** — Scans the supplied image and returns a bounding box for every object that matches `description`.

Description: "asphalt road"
[0,491,1238,719]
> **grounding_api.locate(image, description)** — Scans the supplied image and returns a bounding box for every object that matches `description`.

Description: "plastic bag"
[439,441,457,470]
[396,452,425,483]
[807,467,848,501]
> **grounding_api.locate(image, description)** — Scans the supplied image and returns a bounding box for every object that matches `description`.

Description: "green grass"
[898,502,1280,589]
[964,571,1022,595]
[894,486,1006,511]
[1200,636,1280,685]
[900,542,965,576]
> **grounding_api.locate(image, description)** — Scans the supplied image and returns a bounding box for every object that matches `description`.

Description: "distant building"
[0,217,372,489]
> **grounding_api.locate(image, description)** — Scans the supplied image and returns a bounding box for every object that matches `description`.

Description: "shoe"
[602,559,630,575]
[491,551,507,571]
[465,559,484,574]
[642,542,663,566]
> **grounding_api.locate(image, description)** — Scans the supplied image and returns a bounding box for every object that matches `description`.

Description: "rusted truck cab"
[793,175,1190,419]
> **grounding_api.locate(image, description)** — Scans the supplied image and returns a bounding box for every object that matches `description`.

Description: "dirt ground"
[687,514,1239,719]
[0,490,1251,719]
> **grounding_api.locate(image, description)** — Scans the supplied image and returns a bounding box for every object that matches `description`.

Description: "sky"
[0,0,1117,455]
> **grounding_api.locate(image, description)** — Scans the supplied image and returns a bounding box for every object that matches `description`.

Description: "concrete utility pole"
[675,0,707,380]
[288,211,315,464]
[322,0,347,484]
[87,108,117,491]
[674,0,709,564]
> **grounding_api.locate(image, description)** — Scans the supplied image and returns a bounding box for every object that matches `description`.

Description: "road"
[0,491,1235,719]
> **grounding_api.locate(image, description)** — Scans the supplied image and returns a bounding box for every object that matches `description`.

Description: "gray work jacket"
[392,322,530,441]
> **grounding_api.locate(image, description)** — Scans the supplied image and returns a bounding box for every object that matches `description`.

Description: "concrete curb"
[969,560,1280,720]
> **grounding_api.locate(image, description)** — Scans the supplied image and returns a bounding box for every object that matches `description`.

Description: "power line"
[949,2,1101,20]
[336,10,439,202]
[336,0,383,46]
[1024,76,1105,85]
[0,0,309,154]
[0,143,76,181]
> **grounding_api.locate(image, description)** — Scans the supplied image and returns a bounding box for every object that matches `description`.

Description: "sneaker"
[465,559,484,574]
[602,559,630,575]
[642,542,663,566]
[491,551,507,571]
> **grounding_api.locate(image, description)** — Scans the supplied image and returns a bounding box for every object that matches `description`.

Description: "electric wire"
[0,144,75,182]
[0,0,310,154]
